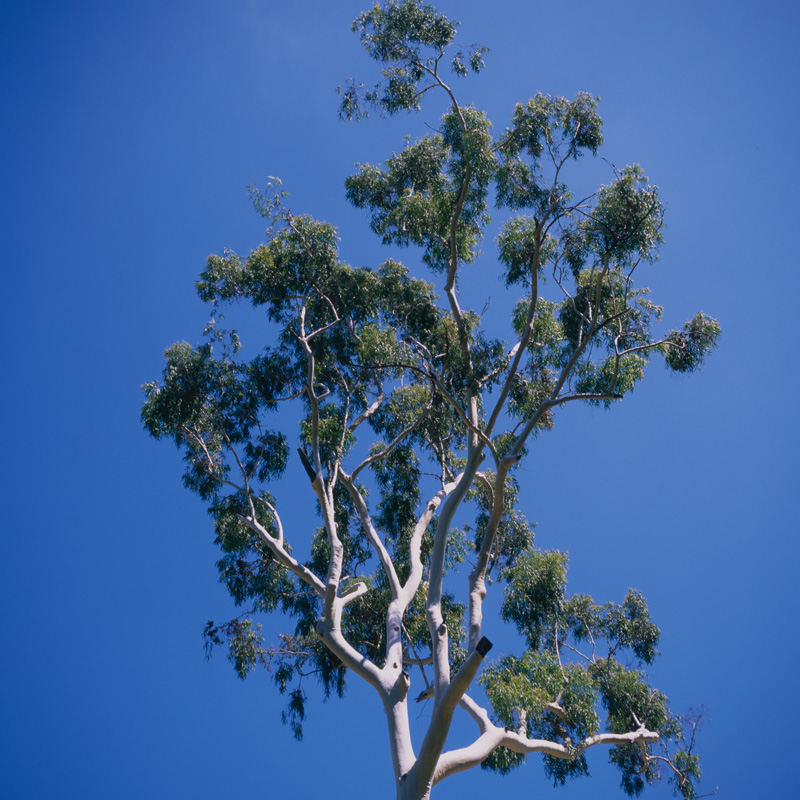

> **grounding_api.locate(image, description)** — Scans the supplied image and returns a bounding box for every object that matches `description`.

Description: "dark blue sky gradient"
[2,1,797,798]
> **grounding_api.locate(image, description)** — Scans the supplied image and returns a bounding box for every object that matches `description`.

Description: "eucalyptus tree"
[142,2,718,799]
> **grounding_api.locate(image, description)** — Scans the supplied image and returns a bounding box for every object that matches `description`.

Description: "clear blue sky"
[2,1,797,798]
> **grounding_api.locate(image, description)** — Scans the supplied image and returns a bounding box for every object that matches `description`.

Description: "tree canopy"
[142,2,718,799]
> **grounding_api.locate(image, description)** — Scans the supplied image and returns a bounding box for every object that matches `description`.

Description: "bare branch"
[426,368,496,456]
[467,459,514,650]
[433,722,660,786]
[408,637,494,795]
[350,402,431,480]
[236,513,326,599]
[347,387,385,433]
[339,471,401,599]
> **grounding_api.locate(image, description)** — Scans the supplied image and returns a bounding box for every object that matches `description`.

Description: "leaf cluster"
[480,545,701,795]
[339,0,487,119]
[346,105,494,272]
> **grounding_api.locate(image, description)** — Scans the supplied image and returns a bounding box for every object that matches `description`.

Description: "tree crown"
[142,2,717,797]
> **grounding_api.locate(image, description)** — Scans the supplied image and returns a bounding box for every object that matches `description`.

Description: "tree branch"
[350,402,430,480]
[339,471,401,600]
[433,722,660,785]
[466,458,514,650]
[237,513,326,599]
[408,637,494,797]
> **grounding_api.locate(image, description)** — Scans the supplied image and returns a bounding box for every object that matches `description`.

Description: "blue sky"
[2,1,798,798]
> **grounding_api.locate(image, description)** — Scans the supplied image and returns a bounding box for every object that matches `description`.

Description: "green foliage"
[280,688,307,741]
[141,335,290,501]
[588,165,663,264]
[496,93,603,214]
[468,472,536,576]
[211,493,295,610]
[480,652,599,783]
[345,105,494,272]
[501,548,568,651]
[671,748,702,799]
[355,0,458,60]
[480,745,526,775]
[143,2,715,793]
[564,589,661,665]
[340,0,487,119]
[662,312,721,372]
[203,618,268,680]
[484,541,697,793]
[497,219,555,286]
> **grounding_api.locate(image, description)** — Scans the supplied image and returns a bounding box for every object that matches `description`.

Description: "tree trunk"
[396,777,430,800]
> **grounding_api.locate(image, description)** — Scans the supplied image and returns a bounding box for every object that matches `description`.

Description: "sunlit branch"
[480,339,520,388]
[296,306,346,623]
[409,637,494,796]
[425,451,484,707]
[425,368,496,455]
[236,512,326,599]
[351,403,431,480]
[339,470,401,599]
[251,495,284,548]
[433,721,660,786]
[314,615,385,695]
[347,387,385,433]
[458,692,492,732]
[406,56,475,377]
[338,580,369,607]
[305,314,343,341]
[401,476,463,608]
[558,637,596,666]
[467,459,513,650]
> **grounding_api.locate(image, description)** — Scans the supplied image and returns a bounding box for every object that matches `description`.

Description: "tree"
[141,2,718,799]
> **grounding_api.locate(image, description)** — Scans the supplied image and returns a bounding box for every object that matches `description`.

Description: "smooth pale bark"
[433,725,660,787]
